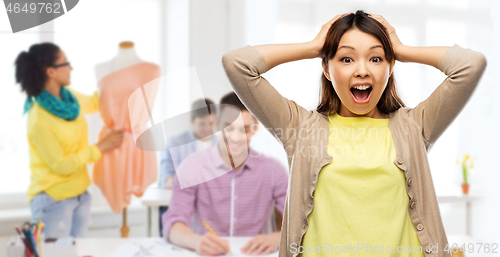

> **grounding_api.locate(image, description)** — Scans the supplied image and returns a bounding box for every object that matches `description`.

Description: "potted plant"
[455,154,476,195]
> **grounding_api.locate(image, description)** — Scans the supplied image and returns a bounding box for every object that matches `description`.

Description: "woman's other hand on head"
[311,12,351,58]
[367,13,404,59]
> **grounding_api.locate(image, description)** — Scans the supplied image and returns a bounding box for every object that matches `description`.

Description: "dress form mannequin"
[94,41,153,238]
[95,41,144,84]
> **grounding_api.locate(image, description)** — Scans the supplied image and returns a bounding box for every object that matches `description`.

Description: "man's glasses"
[52,62,71,68]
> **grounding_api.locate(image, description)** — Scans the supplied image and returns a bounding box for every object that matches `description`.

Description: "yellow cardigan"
[26,87,102,202]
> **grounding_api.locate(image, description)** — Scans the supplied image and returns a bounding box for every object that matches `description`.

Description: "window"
[0,10,39,196]
[0,0,164,209]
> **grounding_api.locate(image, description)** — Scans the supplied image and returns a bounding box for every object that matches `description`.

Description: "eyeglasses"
[52,62,71,68]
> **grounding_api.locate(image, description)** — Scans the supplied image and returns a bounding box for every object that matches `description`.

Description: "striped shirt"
[162,145,288,240]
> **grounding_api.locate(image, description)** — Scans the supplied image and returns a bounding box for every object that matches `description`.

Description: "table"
[76,237,279,257]
[77,238,150,257]
[140,188,172,237]
[437,194,480,236]
[139,192,481,242]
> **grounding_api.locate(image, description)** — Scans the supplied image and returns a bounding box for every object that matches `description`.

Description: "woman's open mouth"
[350,85,373,104]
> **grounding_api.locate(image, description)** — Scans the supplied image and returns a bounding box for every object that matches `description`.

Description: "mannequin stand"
[120,207,130,238]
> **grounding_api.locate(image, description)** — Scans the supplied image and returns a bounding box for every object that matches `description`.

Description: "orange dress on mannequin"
[93,62,160,214]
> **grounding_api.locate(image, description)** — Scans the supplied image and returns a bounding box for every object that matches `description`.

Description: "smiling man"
[162,92,289,256]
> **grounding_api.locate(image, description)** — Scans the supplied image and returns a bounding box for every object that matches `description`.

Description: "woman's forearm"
[253,41,319,71]
[396,45,451,69]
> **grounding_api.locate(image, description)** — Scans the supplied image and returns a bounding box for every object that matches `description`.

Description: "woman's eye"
[340,57,352,63]
[340,57,382,63]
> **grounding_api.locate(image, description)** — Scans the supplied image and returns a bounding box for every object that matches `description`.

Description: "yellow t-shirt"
[26,87,102,202]
[299,113,425,256]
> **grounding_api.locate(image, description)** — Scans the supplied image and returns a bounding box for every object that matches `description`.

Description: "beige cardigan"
[222,44,487,257]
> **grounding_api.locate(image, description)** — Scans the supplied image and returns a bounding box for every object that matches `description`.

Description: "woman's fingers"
[312,12,351,57]
[109,130,124,147]
[368,13,394,31]
[367,13,403,54]
[112,130,123,139]
[327,12,350,25]
[332,12,351,26]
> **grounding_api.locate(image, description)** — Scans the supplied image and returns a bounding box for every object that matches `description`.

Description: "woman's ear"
[46,67,55,79]
[322,61,331,81]
[390,59,395,76]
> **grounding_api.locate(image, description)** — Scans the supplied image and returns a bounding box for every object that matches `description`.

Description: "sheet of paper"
[109,238,197,257]
[213,238,278,257]
[109,238,279,257]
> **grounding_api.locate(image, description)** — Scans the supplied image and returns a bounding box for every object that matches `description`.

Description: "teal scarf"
[23,87,80,121]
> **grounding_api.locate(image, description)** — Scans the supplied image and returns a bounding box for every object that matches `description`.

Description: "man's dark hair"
[219,92,248,112]
[219,92,258,123]
[191,98,216,120]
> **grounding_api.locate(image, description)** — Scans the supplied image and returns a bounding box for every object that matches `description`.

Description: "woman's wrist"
[394,44,407,63]
[305,41,322,59]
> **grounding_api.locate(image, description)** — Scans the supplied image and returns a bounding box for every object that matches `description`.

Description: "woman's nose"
[354,61,370,78]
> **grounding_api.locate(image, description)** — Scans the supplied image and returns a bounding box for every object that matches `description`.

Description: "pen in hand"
[201,219,232,255]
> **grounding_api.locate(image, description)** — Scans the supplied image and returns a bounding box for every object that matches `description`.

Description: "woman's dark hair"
[15,42,61,97]
[316,10,406,115]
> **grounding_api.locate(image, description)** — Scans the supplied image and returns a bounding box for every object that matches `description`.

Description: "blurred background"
[0,0,498,256]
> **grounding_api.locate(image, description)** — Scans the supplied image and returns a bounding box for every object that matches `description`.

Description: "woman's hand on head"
[311,12,351,58]
[367,13,404,60]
